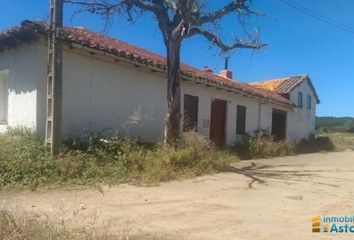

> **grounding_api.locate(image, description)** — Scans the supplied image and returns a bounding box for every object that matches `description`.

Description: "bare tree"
[64,0,265,145]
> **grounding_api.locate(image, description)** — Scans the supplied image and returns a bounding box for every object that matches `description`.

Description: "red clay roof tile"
[0,20,295,107]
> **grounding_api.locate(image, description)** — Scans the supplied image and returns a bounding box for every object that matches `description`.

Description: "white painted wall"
[1,41,316,144]
[286,79,317,141]
[61,48,289,144]
[0,41,47,134]
[61,49,167,142]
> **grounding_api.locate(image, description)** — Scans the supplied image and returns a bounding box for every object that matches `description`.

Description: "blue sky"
[1,0,353,117]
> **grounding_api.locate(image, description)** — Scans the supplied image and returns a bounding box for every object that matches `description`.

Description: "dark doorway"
[272,109,287,140]
[183,94,199,132]
[210,99,227,146]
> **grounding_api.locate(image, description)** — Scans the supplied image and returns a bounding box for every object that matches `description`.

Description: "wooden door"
[210,99,227,146]
[272,109,287,140]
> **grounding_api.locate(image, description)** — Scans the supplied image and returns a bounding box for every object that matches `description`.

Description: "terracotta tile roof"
[0,20,294,107]
[250,75,320,103]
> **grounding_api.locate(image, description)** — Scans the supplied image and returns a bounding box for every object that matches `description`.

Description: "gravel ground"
[1,151,354,239]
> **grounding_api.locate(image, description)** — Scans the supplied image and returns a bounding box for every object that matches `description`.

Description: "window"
[236,105,246,135]
[298,91,303,108]
[183,94,198,132]
[0,69,8,123]
[307,95,312,110]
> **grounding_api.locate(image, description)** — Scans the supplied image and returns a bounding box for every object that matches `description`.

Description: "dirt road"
[1,151,354,239]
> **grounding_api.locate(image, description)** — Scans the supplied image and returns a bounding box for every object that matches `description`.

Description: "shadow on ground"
[220,163,350,189]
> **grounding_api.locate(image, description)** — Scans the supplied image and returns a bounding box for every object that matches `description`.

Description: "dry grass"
[0,209,181,240]
[234,131,295,160]
[234,131,354,160]
[0,128,238,189]
[324,132,354,151]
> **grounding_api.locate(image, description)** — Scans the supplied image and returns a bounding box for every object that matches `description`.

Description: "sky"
[0,0,353,117]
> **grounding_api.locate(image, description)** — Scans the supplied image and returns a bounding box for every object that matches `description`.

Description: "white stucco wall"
[287,80,317,141]
[0,41,47,134]
[60,47,291,144]
[182,82,261,144]
[1,41,316,144]
[61,50,167,142]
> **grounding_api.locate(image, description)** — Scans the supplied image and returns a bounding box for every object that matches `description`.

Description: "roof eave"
[0,20,293,108]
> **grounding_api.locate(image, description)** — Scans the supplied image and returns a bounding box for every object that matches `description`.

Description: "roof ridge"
[0,19,294,107]
[249,74,307,85]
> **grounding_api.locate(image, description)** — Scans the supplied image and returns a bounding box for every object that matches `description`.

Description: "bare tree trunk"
[164,39,182,145]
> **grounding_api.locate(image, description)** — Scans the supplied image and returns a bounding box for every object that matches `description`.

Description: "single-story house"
[0,20,320,145]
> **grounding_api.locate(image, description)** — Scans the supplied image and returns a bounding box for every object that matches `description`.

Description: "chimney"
[219,57,233,79]
[202,66,213,73]
[219,69,233,79]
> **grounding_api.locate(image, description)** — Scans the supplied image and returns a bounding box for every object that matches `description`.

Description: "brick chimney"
[219,69,233,79]
[219,57,233,79]
[202,66,213,73]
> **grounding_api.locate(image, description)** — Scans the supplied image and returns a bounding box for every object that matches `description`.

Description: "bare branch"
[163,0,177,10]
[197,0,245,25]
[196,0,266,26]
[64,0,158,13]
[187,27,266,52]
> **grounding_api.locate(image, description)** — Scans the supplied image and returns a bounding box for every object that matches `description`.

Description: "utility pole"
[45,0,63,155]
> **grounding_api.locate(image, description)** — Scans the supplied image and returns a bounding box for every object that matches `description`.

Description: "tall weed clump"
[0,128,57,188]
[130,131,237,183]
[234,130,295,159]
[295,134,337,153]
[0,129,238,188]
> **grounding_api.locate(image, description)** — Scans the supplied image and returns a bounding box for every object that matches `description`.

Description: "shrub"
[0,128,57,188]
[0,128,238,188]
[234,130,295,160]
[0,210,173,240]
[128,131,237,183]
[324,132,354,151]
[295,134,337,153]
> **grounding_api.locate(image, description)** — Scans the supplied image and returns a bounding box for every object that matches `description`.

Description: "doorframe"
[271,108,287,140]
[209,98,228,145]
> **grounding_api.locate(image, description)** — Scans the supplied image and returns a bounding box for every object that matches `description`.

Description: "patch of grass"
[295,134,337,154]
[234,131,295,160]
[233,130,354,160]
[0,128,238,189]
[0,210,178,240]
[0,128,57,188]
[324,132,354,151]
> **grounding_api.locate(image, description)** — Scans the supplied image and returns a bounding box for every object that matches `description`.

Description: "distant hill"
[316,117,354,133]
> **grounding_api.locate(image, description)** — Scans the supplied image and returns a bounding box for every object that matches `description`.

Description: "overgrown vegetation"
[316,116,354,133]
[234,131,295,159]
[319,132,354,151]
[295,134,337,153]
[0,128,237,189]
[1,127,353,188]
[234,130,354,160]
[0,210,175,240]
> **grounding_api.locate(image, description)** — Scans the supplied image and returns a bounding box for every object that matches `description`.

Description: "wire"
[278,0,354,35]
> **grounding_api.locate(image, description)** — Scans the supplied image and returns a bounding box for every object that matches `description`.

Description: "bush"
[0,210,173,240]
[234,130,295,160]
[0,128,57,188]
[0,128,238,188]
[295,134,337,153]
[324,132,354,150]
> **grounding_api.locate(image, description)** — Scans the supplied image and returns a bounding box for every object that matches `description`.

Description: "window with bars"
[183,94,199,132]
[307,95,312,110]
[236,105,246,135]
[298,91,303,108]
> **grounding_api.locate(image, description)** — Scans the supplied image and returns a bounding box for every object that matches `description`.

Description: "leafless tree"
[64,0,266,145]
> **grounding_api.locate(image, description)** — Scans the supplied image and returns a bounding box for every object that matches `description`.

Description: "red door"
[210,99,227,146]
